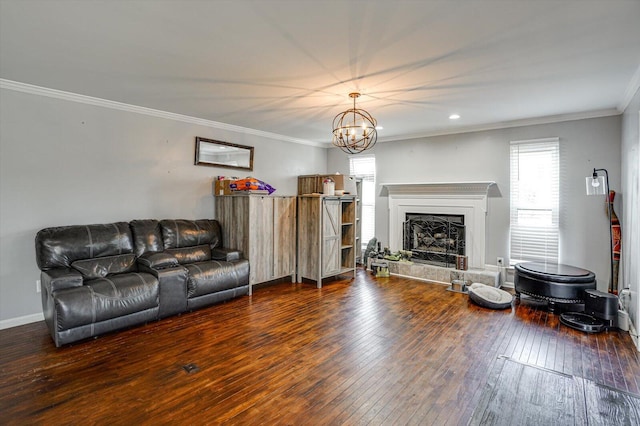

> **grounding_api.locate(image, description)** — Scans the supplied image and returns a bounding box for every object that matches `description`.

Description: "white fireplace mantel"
[380,181,496,197]
[381,181,496,269]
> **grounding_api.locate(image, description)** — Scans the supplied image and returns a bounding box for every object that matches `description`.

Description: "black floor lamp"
[585,168,614,293]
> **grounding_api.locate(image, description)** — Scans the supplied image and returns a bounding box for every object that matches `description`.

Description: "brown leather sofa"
[35,219,249,347]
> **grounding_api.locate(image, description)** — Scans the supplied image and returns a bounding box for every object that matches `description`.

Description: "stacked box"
[298,174,356,195]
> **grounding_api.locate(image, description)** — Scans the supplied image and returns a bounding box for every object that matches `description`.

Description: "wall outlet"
[497,257,504,267]
[36,279,41,293]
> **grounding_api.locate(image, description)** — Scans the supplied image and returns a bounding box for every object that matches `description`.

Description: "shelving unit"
[297,174,363,265]
[297,195,357,288]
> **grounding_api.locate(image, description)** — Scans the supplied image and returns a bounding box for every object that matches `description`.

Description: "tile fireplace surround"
[379,181,501,287]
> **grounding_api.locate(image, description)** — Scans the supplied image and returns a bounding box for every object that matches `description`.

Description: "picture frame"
[194,137,254,171]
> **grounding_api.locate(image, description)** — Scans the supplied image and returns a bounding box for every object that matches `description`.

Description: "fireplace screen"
[403,213,465,267]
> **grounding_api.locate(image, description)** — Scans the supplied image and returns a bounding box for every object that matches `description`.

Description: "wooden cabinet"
[215,194,296,294]
[298,174,363,265]
[297,195,356,288]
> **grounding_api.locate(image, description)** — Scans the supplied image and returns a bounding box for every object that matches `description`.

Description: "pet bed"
[468,283,514,310]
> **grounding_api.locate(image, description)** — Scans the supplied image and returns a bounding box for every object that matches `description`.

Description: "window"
[509,138,559,265]
[350,155,376,250]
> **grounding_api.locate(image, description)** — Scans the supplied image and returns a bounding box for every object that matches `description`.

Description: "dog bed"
[468,283,513,310]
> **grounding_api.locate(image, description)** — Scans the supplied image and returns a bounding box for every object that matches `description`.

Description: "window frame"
[349,155,376,251]
[509,137,560,265]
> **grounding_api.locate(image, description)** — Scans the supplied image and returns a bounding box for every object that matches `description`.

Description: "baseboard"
[0,313,44,330]
[629,317,640,352]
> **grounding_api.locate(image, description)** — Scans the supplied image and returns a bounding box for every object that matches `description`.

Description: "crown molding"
[376,108,621,144]
[0,79,323,148]
[618,62,640,112]
[2,78,626,149]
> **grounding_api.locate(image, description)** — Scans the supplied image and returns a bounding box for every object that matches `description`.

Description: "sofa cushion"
[53,272,159,331]
[165,245,212,265]
[36,222,134,270]
[159,219,222,249]
[71,254,137,279]
[137,252,180,269]
[184,259,249,298]
[130,219,164,257]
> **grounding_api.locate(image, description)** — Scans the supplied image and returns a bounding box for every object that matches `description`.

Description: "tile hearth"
[381,260,500,287]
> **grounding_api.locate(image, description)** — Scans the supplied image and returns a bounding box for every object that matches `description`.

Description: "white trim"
[619,63,640,112]
[509,138,560,264]
[2,78,626,149]
[0,313,44,330]
[0,78,323,148]
[630,318,639,352]
[510,136,560,145]
[379,181,496,197]
[376,109,620,143]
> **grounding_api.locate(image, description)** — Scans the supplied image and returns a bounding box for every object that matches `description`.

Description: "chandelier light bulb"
[591,178,600,188]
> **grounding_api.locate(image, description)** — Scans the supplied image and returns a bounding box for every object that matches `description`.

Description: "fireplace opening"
[403,213,465,267]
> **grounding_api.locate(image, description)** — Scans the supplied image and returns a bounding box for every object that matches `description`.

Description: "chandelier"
[332,92,378,154]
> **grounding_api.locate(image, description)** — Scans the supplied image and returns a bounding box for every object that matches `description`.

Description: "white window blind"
[509,138,559,265]
[350,155,376,250]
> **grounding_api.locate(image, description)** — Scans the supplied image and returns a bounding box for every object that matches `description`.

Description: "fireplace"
[381,181,495,269]
[404,213,465,267]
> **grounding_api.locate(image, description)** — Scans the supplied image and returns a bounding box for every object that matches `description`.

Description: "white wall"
[0,87,327,323]
[621,87,640,348]
[328,116,622,292]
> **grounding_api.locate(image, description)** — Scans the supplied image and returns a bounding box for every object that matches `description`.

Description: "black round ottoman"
[514,262,596,312]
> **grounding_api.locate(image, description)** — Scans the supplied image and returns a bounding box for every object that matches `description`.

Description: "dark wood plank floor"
[469,356,640,425]
[1,269,639,425]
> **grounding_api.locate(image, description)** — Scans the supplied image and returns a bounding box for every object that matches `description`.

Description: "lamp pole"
[593,168,614,293]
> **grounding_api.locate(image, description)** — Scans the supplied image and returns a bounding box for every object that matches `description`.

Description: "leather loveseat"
[35,219,249,347]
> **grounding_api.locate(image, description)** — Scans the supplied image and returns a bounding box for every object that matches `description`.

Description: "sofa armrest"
[41,268,83,293]
[137,252,179,270]
[211,247,243,262]
[138,263,188,318]
[41,268,83,346]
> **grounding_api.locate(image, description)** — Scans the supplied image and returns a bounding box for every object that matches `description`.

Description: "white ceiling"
[1,0,639,145]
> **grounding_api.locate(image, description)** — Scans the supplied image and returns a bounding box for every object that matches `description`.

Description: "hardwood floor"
[1,269,638,425]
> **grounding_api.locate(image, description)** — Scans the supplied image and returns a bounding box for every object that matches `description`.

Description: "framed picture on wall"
[194,137,254,171]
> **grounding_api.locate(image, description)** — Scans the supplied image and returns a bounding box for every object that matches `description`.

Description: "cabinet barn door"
[322,199,341,276]
[273,196,296,279]
[248,196,274,284]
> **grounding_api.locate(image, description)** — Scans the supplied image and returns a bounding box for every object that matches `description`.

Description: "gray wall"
[328,116,622,292]
[621,87,640,345]
[0,88,327,323]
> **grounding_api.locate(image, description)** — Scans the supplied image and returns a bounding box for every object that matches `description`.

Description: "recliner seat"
[35,219,249,347]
